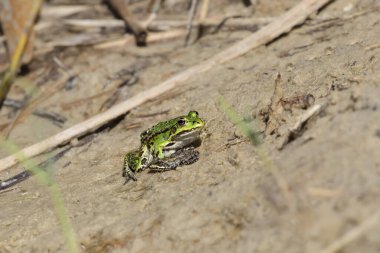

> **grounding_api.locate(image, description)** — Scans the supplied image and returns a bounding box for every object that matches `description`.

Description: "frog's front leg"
[149,147,200,172]
[123,154,138,183]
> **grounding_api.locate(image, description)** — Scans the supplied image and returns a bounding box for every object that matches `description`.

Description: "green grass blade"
[217,97,262,146]
[0,136,80,253]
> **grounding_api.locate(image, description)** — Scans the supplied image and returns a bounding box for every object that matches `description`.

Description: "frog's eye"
[193,111,199,117]
[178,118,186,126]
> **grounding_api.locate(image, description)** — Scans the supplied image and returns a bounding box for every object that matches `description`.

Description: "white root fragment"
[279,103,325,149]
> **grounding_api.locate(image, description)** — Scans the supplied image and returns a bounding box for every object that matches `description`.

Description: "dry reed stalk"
[184,0,199,46]
[199,0,210,21]
[63,16,274,31]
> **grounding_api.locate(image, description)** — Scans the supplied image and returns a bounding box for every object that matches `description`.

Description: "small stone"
[330,93,339,105]
[343,3,354,12]
[324,46,334,55]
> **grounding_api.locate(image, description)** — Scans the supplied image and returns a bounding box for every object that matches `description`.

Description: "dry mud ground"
[1,0,380,252]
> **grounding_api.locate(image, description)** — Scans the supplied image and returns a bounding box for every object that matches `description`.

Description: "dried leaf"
[0,0,41,66]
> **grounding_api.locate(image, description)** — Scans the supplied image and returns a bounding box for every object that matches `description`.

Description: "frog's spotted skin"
[149,148,200,172]
[123,111,204,182]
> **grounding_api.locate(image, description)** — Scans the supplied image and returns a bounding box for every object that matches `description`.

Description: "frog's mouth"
[166,129,202,150]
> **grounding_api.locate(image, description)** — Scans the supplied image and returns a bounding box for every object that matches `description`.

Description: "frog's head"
[170,111,204,144]
[175,111,204,133]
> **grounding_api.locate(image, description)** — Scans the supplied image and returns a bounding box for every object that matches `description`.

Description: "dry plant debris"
[184,0,199,46]
[281,93,315,111]
[261,74,321,149]
[279,103,326,149]
[263,73,285,136]
[0,0,42,109]
[108,0,148,46]
[0,0,39,65]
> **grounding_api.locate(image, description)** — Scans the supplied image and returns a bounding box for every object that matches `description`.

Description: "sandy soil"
[1,0,380,252]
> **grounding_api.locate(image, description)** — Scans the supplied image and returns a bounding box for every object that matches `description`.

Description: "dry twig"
[0,0,334,173]
[94,29,186,49]
[184,0,200,46]
[320,211,380,253]
[3,99,66,126]
[64,16,273,31]
[2,71,74,137]
[41,5,92,18]
[365,43,380,51]
[63,19,124,29]
[108,0,147,46]
[279,103,325,149]
[199,0,210,21]
[264,73,284,136]
[306,187,342,197]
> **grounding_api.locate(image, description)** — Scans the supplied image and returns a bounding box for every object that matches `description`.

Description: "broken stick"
[279,103,325,149]
[108,0,147,46]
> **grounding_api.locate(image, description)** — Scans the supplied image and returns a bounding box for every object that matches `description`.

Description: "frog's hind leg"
[149,148,199,172]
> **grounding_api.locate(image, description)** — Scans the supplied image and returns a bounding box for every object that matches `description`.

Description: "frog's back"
[140,118,178,143]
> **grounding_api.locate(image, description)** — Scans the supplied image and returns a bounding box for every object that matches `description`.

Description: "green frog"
[123,111,204,182]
